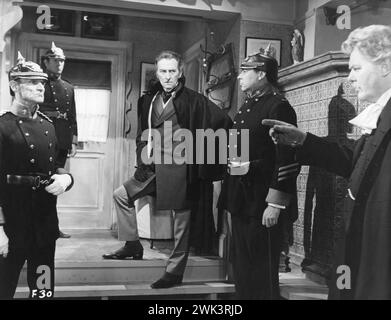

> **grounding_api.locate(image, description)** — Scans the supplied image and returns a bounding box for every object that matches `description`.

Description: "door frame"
[16,32,133,228]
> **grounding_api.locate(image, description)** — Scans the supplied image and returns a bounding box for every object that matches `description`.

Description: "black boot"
[151,272,183,289]
[102,240,143,260]
[59,230,71,238]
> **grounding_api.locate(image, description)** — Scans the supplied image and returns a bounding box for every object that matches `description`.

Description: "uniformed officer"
[40,42,77,239]
[0,52,74,299]
[218,47,299,299]
[40,42,78,167]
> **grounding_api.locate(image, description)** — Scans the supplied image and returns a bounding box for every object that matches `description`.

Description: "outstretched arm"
[262,119,353,178]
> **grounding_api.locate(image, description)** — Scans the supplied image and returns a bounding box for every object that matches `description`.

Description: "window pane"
[62,59,111,90]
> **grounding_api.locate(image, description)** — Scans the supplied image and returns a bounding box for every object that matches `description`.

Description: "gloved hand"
[0,227,9,258]
[45,174,72,196]
[228,161,250,176]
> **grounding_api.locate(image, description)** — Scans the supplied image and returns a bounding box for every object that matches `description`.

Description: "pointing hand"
[262,119,307,147]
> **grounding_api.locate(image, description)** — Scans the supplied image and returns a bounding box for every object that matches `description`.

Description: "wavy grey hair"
[341,25,391,65]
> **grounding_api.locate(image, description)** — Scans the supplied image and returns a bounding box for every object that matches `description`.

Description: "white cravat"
[349,88,391,134]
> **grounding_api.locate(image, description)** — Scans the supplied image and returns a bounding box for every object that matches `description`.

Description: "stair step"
[18,257,227,286]
[280,277,328,300]
[14,282,235,299]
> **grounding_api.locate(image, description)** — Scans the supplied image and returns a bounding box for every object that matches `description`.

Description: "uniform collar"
[48,72,61,81]
[246,83,276,99]
[10,102,39,119]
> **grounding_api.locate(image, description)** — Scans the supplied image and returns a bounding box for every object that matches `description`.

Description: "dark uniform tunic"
[40,76,77,167]
[218,90,299,300]
[0,111,65,299]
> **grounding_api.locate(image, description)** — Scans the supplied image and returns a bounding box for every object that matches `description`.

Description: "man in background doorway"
[40,42,78,239]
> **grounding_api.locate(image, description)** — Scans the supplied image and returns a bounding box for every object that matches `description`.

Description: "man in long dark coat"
[103,50,232,289]
[263,25,391,300]
[0,53,74,299]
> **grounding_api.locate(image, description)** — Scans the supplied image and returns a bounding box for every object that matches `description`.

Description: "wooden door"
[18,33,132,229]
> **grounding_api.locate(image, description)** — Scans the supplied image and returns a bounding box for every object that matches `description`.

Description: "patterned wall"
[279,52,363,282]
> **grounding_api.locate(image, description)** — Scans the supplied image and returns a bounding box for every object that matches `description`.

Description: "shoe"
[102,244,143,260]
[151,272,183,289]
[59,230,71,238]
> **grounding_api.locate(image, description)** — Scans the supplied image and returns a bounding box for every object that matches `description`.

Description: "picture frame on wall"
[245,37,282,66]
[140,62,157,96]
[36,9,76,36]
[81,12,118,40]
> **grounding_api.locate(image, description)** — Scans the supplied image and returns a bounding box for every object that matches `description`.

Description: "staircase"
[14,230,235,300]
[279,269,328,300]
[13,230,327,300]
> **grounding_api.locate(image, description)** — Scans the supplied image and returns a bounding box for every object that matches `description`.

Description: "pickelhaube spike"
[264,43,273,57]
[44,42,66,60]
[17,51,25,65]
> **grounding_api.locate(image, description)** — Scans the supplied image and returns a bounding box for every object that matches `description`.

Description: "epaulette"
[272,91,287,102]
[61,78,73,85]
[37,110,53,123]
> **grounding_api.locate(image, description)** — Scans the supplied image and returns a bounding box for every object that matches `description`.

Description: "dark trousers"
[231,215,282,300]
[118,176,191,276]
[0,243,56,300]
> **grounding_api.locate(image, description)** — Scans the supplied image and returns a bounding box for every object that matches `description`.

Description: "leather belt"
[42,110,68,120]
[7,174,53,189]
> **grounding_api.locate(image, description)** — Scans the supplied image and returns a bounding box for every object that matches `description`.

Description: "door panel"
[58,87,112,229]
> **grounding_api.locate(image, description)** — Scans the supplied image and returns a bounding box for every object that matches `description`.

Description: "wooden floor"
[55,229,175,262]
[15,229,233,299]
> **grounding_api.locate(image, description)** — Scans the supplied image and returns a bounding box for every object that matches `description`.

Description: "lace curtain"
[74,88,110,142]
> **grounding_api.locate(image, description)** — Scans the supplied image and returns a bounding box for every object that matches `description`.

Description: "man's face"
[348,47,385,103]
[156,58,182,92]
[13,79,45,104]
[237,68,264,93]
[44,57,65,75]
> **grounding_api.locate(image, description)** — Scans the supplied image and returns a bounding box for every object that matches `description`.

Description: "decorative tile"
[281,63,362,274]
